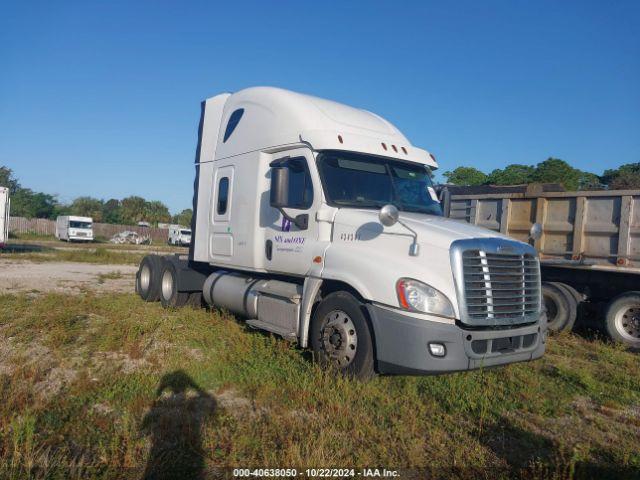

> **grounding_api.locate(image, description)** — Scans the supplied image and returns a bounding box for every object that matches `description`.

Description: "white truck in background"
[136,87,547,378]
[0,187,9,248]
[168,225,192,246]
[55,215,94,242]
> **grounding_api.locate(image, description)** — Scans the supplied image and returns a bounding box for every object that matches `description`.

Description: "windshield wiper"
[401,206,443,216]
[334,200,388,209]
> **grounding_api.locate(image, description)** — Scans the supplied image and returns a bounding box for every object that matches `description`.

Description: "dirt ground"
[0,259,137,294]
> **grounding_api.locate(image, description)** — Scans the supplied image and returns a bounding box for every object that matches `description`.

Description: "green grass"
[6,237,185,252]
[2,246,144,265]
[8,232,56,241]
[0,293,638,479]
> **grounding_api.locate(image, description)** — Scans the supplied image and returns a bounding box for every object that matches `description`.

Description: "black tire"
[136,255,163,302]
[549,282,578,332]
[604,292,640,350]
[187,292,204,308]
[542,282,572,332]
[310,291,375,380]
[555,282,583,305]
[159,261,191,308]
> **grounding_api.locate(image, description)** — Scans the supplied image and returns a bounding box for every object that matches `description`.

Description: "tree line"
[0,166,192,227]
[443,158,640,190]
[3,159,638,223]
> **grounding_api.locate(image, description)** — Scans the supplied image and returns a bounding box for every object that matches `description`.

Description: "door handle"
[265,240,273,260]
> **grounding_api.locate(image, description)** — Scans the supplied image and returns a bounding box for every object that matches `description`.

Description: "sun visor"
[300,129,438,169]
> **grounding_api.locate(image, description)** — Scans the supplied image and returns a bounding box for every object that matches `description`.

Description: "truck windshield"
[70,221,92,229]
[317,151,442,216]
[180,230,191,235]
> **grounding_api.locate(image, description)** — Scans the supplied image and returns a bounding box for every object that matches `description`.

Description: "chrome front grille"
[451,239,541,326]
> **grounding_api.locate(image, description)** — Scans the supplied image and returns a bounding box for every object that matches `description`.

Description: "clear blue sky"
[1,0,638,213]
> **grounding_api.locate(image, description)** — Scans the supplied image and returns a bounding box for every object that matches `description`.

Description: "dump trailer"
[136,87,547,378]
[0,187,9,248]
[441,185,640,349]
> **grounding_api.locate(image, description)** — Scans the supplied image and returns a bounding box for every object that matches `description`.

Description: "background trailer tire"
[604,292,640,350]
[549,282,578,331]
[542,282,576,332]
[136,255,164,302]
[553,281,583,305]
[310,291,375,380]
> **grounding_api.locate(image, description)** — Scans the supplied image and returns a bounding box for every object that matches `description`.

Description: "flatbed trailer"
[441,185,640,348]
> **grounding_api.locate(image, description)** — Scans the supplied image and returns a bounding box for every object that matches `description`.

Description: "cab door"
[210,165,234,262]
[264,148,323,276]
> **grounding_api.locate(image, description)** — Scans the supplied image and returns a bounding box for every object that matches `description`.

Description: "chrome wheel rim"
[320,310,358,367]
[140,265,151,292]
[615,305,640,341]
[161,269,173,300]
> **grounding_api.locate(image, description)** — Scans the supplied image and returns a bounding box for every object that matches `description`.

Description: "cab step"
[246,319,297,341]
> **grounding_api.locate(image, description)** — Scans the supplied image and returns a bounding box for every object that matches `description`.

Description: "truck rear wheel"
[604,292,640,350]
[542,282,575,332]
[136,255,163,302]
[310,291,375,380]
[159,262,191,308]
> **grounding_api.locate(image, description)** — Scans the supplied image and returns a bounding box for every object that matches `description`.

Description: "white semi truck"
[0,187,9,248]
[136,87,546,378]
[55,215,94,242]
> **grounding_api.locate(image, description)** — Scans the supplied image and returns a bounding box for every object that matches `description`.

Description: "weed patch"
[0,293,637,478]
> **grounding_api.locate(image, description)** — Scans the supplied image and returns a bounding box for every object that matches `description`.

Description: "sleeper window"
[223,109,244,143]
[217,177,229,215]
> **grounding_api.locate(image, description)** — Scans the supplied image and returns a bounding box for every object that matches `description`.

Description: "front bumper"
[366,304,546,375]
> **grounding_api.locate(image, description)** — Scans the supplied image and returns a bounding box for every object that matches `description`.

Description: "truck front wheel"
[310,291,375,380]
[604,292,640,350]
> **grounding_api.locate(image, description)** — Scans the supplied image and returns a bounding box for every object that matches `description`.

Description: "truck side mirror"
[269,165,309,231]
[529,222,543,240]
[379,204,399,227]
[270,167,290,208]
[379,204,420,256]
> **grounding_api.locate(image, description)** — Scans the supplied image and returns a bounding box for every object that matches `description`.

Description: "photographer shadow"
[141,370,216,480]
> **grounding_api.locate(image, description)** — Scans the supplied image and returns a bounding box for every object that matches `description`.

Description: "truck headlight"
[396,278,454,318]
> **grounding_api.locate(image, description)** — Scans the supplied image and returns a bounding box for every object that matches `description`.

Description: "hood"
[324,208,518,315]
[333,209,512,250]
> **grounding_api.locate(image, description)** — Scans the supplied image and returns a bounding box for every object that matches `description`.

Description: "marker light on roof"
[338,135,343,144]
[401,147,407,154]
[381,142,387,150]
[392,145,398,152]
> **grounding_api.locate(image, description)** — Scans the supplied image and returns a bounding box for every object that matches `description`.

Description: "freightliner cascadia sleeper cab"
[136,87,546,379]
